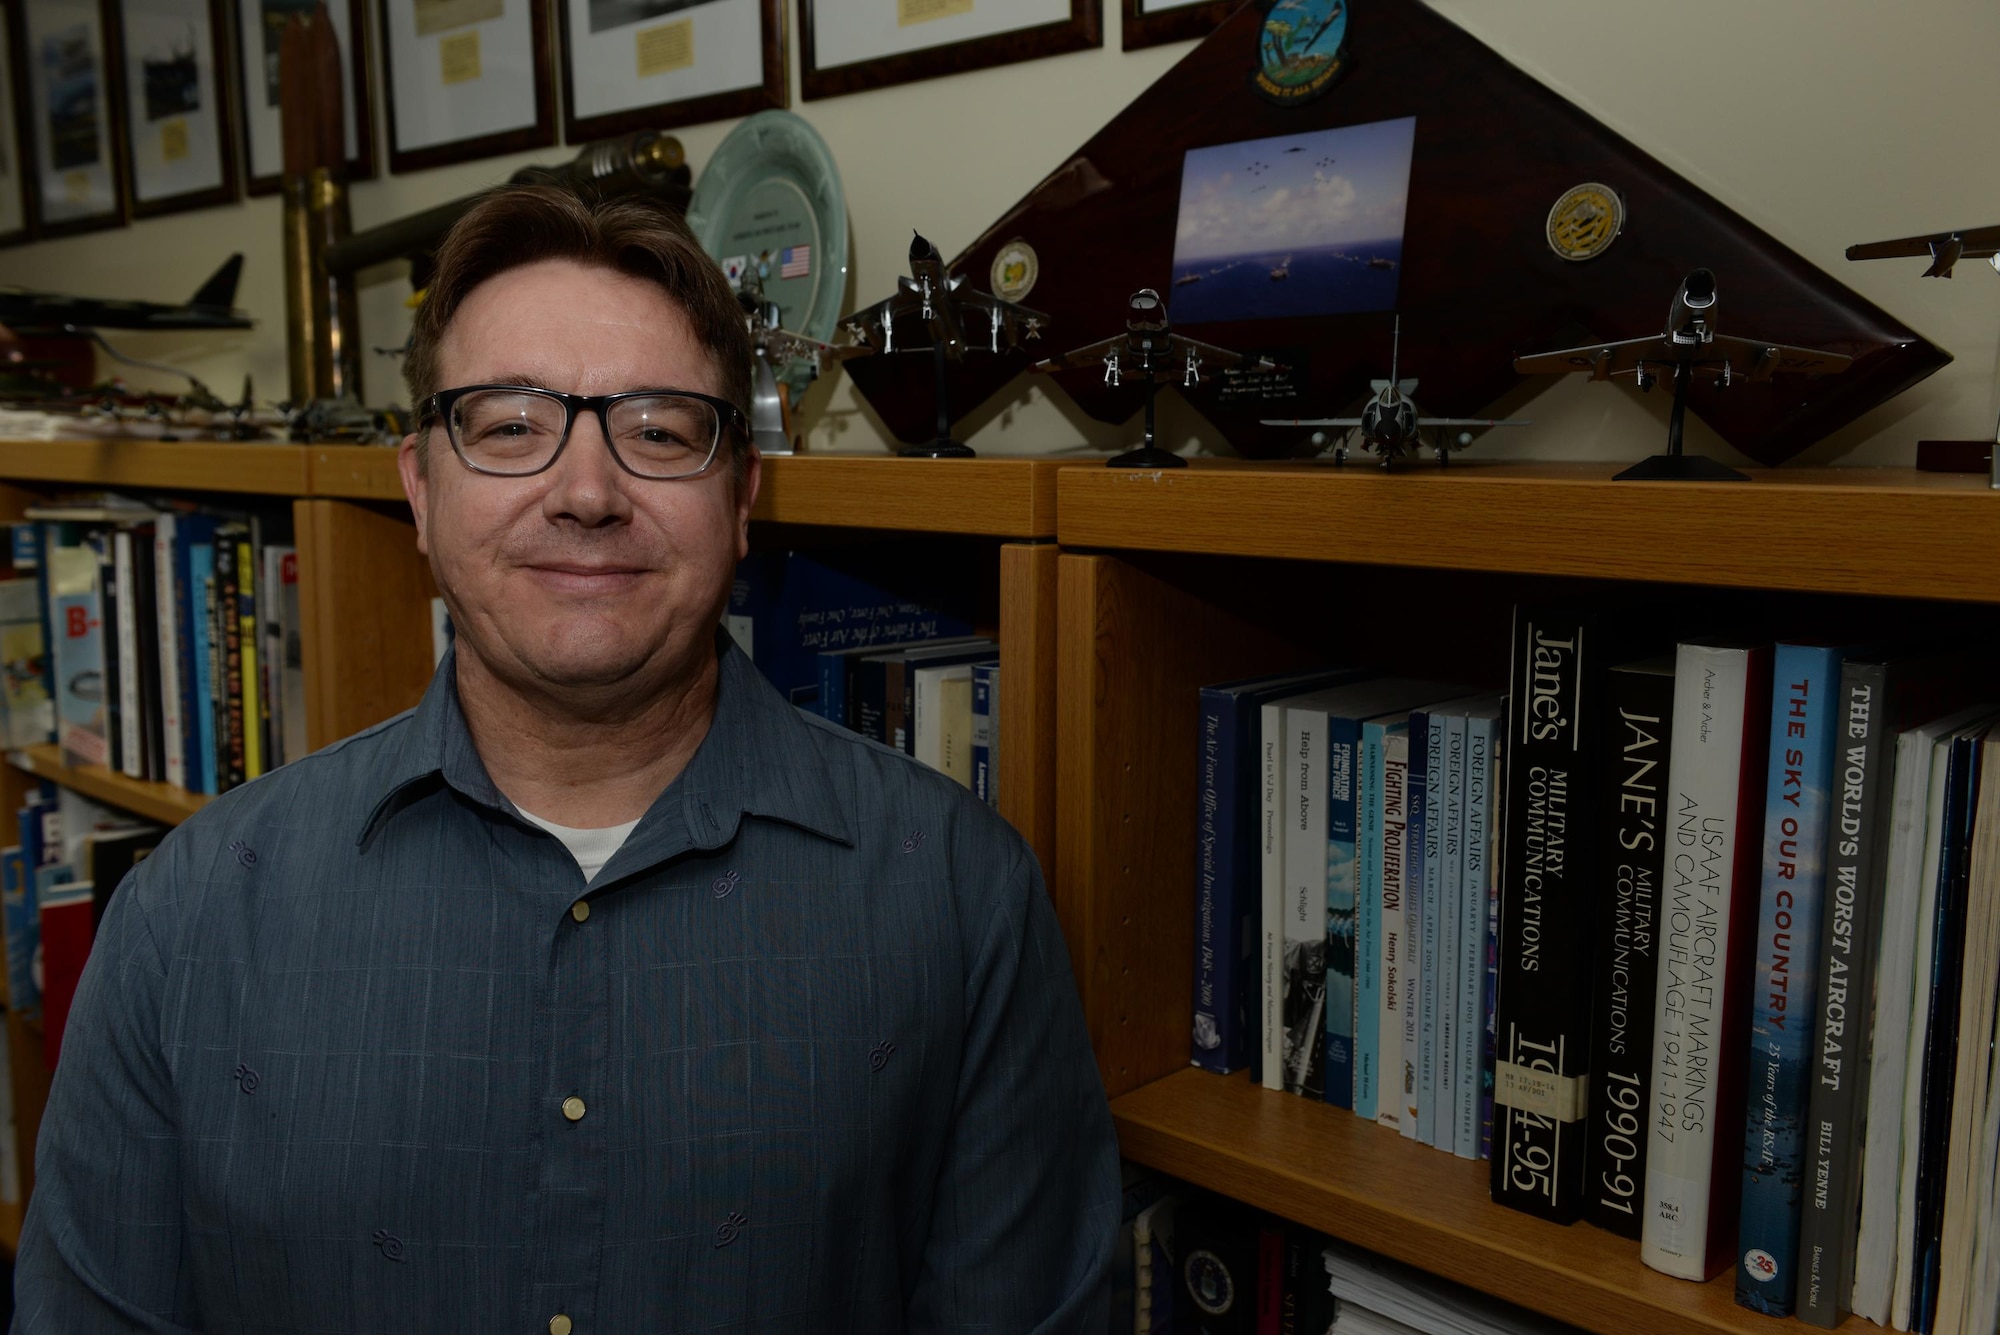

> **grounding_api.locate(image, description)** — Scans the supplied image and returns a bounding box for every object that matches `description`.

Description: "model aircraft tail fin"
[190,254,244,311]
[1388,313,1400,386]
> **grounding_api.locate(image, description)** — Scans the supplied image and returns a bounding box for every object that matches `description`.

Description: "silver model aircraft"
[1262,316,1527,466]
[1036,288,1278,468]
[1513,268,1851,480]
[843,231,1046,359]
[737,269,870,455]
[1847,225,2000,278]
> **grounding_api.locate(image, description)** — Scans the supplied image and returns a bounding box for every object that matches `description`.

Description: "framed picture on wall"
[558,0,785,141]
[380,0,555,173]
[18,0,128,235]
[1120,0,1233,51]
[0,14,36,244]
[236,0,377,195]
[115,0,237,216]
[799,0,1100,102]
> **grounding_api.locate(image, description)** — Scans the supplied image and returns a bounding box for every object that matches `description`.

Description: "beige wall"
[2,2,1994,467]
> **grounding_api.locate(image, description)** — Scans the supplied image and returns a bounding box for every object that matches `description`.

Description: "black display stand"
[899,342,976,459]
[1614,367,1748,482]
[1107,367,1186,469]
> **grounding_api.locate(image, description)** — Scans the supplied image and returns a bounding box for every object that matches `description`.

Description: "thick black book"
[1280,1222,1335,1335]
[97,533,121,776]
[1490,601,1655,1223]
[130,527,166,784]
[1794,652,1983,1327]
[1177,1191,1259,1335]
[1583,656,1674,1237]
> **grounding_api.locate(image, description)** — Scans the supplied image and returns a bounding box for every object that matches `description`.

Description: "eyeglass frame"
[418,383,750,480]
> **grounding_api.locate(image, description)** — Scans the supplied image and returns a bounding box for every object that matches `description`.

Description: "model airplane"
[737,269,870,455]
[844,230,1048,457]
[1262,317,1527,466]
[1035,287,1279,468]
[0,255,251,332]
[1847,226,2000,278]
[1513,268,1852,480]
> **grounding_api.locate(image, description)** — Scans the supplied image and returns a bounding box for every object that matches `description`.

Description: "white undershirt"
[516,808,642,884]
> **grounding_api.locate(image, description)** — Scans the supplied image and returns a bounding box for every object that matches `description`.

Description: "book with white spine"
[1639,640,1770,1282]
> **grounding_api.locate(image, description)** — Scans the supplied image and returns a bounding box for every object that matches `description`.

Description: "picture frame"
[379,0,555,174]
[799,0,1099,102]
[0,12,37,244]
[1120,0,1233,51]
[115,0,238,216]
[17,0,128,236]
[236,0,378,195]
[559,0,785,142]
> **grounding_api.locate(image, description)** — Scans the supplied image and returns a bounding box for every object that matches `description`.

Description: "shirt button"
[570,900,590,923]
[549,1316,572,1335]
[561,1096,586,1123]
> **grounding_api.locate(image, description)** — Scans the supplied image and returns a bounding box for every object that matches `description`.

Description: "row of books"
[1189,669,1505,1164]
[1116,1167,1582,1335]
[11,496,306,795]
[1481,603,2000,1334]
[1,782,162,1066]
[727,548,1002,803]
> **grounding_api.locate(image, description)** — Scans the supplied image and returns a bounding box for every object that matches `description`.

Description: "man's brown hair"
[404,184,751,474]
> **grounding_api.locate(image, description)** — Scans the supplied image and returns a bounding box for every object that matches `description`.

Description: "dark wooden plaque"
[843,0,1947,466]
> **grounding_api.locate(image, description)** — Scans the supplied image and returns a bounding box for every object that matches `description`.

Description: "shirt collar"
[359,631,852,850]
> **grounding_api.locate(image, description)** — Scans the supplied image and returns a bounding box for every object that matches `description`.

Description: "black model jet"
[1513,268,1851,480]
[843,231,1045,360]
[1263,317,1527,466]
[1034,287,1279,468]
[0,255,251,332]
[1847,225,2000,278]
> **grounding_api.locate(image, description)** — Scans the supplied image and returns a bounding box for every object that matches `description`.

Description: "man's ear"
[397,432,430,556]
[734,444,762,561]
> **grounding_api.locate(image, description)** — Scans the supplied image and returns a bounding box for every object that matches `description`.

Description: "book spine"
[1641,642,1771,1281]
[170,519,206,791]
[237,537,262,781]
[1321,715,1360,1111]
[854,659,888,744]
[1257,1221,1284,1334]
[1737,646,1842,1314]
[1492,610,1601,1220]
[261,545,286,767]
[1469,712,1502,1160]
[1378,727,1410,1133]
[972,664,995,806]
[1355,719,1384,1120]
[1442,712,1469,1157]
[1282,704,1331,1100]
[1193,689,1241,1073]
[217,538,245,791]
[152,516,184,790]
[1260,700,1288,1091]
[132,531,164,782]
[1419,710,1446,1148]
[190,548,216,795]
[113,530,142,778]
[1586,665,1674,1237]
[96,535,122,776]
[1795,661,1891,1327]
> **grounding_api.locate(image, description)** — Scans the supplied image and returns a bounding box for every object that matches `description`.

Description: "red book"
[38,877,96,1068]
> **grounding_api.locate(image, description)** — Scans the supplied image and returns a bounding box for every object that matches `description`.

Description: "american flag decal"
[779,245,811,279]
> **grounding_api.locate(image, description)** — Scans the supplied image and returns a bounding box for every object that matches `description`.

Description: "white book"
[1851,702,1995,1324]
[912,662,975,778]
[1260,696,1290,1091]
[152,514,185,790]
[938,674,974,787]
[1284,698,1338,1097]
[1640,641,1764,1282]
[1378,724,1410,1133]
[112,528,142,778]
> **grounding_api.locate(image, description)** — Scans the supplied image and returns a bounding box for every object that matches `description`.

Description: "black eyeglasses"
[422,384,745,480]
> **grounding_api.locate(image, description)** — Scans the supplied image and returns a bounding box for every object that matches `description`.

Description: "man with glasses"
[15,186,1119,1333]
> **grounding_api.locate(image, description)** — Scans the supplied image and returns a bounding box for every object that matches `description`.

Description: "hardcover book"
[971,661,998,807]
[1376,722,1412,1134]
[1585,658,1675,1237]
[1640,640,1771,1282]
[1737,645,1844,1315]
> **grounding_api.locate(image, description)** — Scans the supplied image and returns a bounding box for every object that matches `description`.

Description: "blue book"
[1357,718,1396,1122]
[189,540,218,794]
[1438,710,1470,1157]
[1737,645,1844,1315]
[169,514,218,791]
[971,662,998,807]
[1194,668,1363,1079]
[1416,707,1446,1148]
[2,846,37,1010]
[1459,703,1504,1159]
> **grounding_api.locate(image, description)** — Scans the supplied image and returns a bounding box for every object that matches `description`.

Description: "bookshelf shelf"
[0,440,309,496]
[1057,460,2000,602]
[1113,1068,1857,1335]
[10,744,209,827]
[753,454,1061,537]
[306,445,406,501]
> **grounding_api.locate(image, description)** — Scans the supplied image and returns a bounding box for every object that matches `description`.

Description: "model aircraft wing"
[1514,333,1849,380]
[1031,335,1126,373]
[1414,417,1531,427]
[1703,333,1851,380]
[955,290,1050,344]
[842,287,926,347]
[1259,416,1364,427]
[1847,225,2000,277]
[1169,334,1280,372]
[764,329,871,367]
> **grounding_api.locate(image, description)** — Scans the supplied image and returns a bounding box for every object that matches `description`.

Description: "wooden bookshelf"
[1113,1069,1858,1335]
[0,440,310,496]
[754,454,1061,537]
[1058,460,2000,603]
[11,744,209,826]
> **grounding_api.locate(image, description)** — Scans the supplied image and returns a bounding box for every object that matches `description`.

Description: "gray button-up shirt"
[14,637,1119,1333]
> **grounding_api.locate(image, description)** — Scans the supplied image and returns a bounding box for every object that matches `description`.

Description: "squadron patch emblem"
[1546,182,1624,262]
[1253,0,1350,107]
[990,238,1039,303]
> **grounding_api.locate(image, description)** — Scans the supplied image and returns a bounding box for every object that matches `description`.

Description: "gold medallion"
[1546,183,1623,262]
[990,238,1039,302]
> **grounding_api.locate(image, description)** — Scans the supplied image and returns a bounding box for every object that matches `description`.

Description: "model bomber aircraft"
[843,231,1046,359]
[737,269,870,455]
[1847,225,2000,278]
[1262,317,1527,466]
[1035,287,1279,468]
[0,255,251,332]
[1513,268,1852,480]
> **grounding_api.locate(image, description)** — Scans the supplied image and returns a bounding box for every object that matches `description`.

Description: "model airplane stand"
[901,339,976,458]
[1615,364,1747,482]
